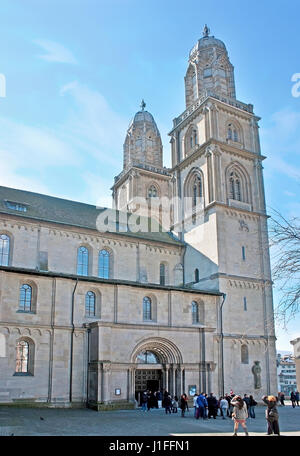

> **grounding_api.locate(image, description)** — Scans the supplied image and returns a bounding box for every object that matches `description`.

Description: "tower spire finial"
[140,99,146,111]
[203,24,210,37]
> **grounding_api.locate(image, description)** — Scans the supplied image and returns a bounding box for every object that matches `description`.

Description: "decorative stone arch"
[98,245,114,279]
[184,124,199,157]
[185,62,198,107]
[226,118,244,146]
[225,161,252,204]
[0,230,14,266]
[131,337,183,364]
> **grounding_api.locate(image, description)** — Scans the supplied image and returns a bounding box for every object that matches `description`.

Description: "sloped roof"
[0,186,183,246]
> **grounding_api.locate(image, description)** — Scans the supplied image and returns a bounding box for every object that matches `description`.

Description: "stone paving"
[0,402,299,436]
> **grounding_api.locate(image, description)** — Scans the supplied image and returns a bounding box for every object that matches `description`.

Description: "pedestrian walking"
[220,396,228,419]
[141,391,147,411]
[248,395,257,418]
[196,393,207,419]
[182,393,189,412]
[262,395,280,435]
[164,394,172,414]
[172,395,178,413]
[157,390,162,409]
[291,391,296,408]
[193,393,199,418]
[180,394,187,417]
[295,391,300,406]
[230,395,249,436]
[279,392,285,406]
[225,393,232,417]
[243,394,250,411]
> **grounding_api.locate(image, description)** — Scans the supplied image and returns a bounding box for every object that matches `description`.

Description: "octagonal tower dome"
[185,25,236,108]
[123,100,163,169]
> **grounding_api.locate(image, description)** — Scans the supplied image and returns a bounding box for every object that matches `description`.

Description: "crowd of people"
[139,388,299,436]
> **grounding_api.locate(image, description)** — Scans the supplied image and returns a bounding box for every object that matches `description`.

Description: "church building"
[0,26,277,409]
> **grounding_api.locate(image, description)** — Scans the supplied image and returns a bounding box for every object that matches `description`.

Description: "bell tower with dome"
[112,101,172,227]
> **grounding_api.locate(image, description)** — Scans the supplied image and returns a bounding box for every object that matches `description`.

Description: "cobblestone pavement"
[0,403,299,436]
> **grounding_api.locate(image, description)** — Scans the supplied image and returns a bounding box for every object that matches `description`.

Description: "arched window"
[233,129,238,142]
[227,127,232,140]
[98,249,110,279]
[148,185,158,198]
[192,301,199,324]
[19,284,32,312]
[241,344,249,364]
[194,268,199,283]
[229,171,242,201]
[85,291,96,317]
[77,246,89,276]
[15,339,34,375]
[160,263,166,286]
[0,234,10,266]
[143,296,152,321]
[15,340,29,373]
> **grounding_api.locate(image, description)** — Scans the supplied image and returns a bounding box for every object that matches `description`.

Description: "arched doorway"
[131,337,183,405]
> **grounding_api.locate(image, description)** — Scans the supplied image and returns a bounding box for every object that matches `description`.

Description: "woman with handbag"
[230,395,249,436]
[262,395,280,435]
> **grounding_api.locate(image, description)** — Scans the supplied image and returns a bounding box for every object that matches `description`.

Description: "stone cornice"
[86,320,217,332]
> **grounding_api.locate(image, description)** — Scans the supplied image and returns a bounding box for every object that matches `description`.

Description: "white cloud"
[60,80,127,168]
[34,39,77,64]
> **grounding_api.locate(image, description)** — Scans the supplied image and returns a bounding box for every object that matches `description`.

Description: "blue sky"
[0,0,299,350]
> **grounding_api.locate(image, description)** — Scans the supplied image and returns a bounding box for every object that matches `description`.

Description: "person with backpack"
[248,395,257,418]
[230,395,249,436]
[262,395,280,435]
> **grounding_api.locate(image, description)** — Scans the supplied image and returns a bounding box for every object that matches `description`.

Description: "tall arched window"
[77,246,89,276]
[98,249,110,279]
[15,339,34,375]
[241,344,249,364]
[227,126,233,140]
[19,284,32,312]
[85,291,96,317]
[15,340,29,373]
[229,171,242,201]
[227,122,241,143]
[192,301,199,324]
[143,296,152,321]
[0,234,10,266]
[148,185,158,198]
[160,263,166,286]
[194,268,199,283]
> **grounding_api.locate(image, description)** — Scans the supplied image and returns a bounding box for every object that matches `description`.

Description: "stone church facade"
[0,27,277,409]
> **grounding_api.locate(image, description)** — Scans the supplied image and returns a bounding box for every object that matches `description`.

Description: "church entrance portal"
[135,369,162,404]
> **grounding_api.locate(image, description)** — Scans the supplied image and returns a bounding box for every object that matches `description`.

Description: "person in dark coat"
[207,393,218,419]
[164,394,172,414]
[295,391,300,406]
[291,391,296,408]
[243,394,250,410]
[249,395,257,418]
[180,394,187,417]
[141,391,148,411]
[262,395,280,435]
[279,392,285,406]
